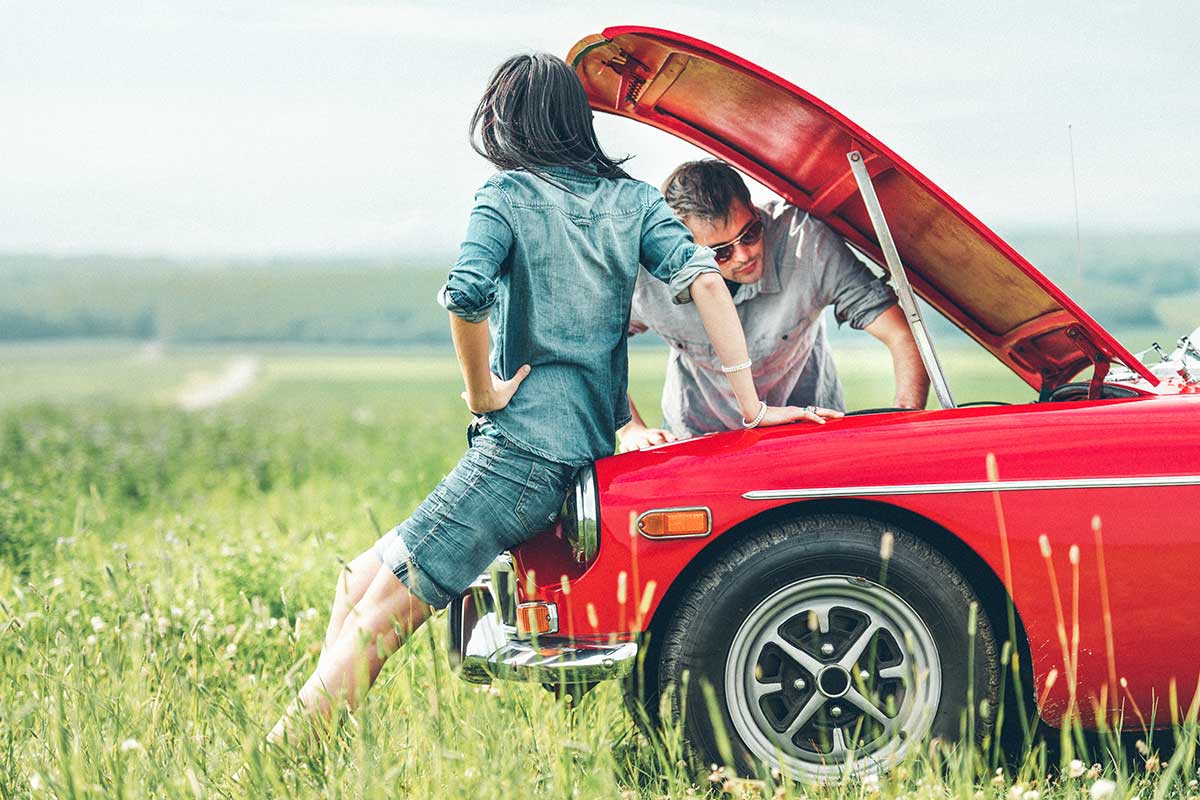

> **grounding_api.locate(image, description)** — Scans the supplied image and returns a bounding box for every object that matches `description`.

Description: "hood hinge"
[1066,325,1111,400]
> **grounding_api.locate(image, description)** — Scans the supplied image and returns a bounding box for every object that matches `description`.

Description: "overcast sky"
[4,1,1198,257]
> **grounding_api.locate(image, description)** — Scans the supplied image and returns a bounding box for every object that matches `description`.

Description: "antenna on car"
[1068,124,1083,285]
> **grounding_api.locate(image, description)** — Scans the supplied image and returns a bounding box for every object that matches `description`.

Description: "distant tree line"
[2,235,1198,345]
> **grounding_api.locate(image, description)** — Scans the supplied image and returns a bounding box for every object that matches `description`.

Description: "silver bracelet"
[721,358,752,374]
[742,400,768,428]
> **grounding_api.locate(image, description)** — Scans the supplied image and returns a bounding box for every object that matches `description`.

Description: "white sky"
[3,1,1198,257]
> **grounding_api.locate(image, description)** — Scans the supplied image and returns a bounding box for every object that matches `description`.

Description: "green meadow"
[0,341,1193,798]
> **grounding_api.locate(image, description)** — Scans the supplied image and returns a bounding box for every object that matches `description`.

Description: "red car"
[449,27,1200,778]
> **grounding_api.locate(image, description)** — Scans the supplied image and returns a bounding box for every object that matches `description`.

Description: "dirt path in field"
[176,355,261,411]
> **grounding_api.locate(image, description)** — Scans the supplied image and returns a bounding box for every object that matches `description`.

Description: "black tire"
[629,514,1000,778]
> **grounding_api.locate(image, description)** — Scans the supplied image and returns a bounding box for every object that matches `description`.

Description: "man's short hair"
[661,159,752,224]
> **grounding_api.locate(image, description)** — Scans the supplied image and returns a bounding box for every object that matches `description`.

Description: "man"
[619,159,929,450]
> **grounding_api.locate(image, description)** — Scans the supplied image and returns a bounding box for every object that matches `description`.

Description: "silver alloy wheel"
[724,575,942,778]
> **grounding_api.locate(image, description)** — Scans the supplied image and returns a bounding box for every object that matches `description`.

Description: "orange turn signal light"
[515,602,559,636]
[637,508,711,538]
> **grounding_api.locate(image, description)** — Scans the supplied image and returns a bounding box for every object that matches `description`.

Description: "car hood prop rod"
[847,150,956,409]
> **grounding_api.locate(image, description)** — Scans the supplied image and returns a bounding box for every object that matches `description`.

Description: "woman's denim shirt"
[438,167,719,466]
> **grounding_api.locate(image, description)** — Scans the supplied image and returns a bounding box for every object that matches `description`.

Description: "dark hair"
[661,159,752,224]
[470,53,630,183]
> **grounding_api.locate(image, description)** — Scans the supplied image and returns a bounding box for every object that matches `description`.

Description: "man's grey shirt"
[629,201,897,437]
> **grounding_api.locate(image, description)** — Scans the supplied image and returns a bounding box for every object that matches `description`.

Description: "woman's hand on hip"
[461,365,532,414]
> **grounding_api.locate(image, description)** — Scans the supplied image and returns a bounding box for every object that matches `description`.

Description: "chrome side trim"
[744,474,1200,501]
[635,505,713,540]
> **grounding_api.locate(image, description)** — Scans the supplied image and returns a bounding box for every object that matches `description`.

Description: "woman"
[264,52,837,748]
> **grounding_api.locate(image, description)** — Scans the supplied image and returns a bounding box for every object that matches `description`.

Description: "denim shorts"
[373,419,577,609]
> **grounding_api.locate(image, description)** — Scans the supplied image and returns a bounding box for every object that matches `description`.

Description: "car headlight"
[561,465,599,565]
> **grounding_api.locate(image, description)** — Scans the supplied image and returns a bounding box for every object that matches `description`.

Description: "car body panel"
[514,394,1200,727]
[567,26,1157,392]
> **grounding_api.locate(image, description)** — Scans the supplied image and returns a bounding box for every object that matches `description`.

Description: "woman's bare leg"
[268,566,430,746]
[316,549,383,671]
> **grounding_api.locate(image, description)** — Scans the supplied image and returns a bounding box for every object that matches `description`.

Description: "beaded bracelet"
[742,400,768,428]
[721,358,752,374]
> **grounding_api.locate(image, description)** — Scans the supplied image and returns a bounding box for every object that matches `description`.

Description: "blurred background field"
[8,336,1029,798]
[0,289,1038,795]
[0,336,1186,797]
[1,231,1195,796]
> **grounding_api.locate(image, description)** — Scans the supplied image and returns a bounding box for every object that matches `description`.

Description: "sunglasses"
[710,218,763,264]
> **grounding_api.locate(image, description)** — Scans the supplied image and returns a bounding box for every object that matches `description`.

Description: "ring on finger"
[805,405,814,415]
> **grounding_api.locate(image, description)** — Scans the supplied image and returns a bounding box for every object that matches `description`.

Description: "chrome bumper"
[447,556,638,685]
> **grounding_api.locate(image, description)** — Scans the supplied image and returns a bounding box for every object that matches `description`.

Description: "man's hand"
[758,404,844,427]
[461,365,531,414]
[618,423,678,452]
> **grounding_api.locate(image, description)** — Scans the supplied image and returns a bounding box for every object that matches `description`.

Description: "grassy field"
[0,341,1190,798]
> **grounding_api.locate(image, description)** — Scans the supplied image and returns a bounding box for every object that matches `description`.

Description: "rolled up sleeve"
[833,278,897,329]
[813,222,898,329]
[438,182,513,322]
[639,193,720,304]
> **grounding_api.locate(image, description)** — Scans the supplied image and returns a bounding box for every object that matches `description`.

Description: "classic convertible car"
[448,27,1200,777]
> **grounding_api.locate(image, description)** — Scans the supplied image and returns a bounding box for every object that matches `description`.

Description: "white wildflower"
[862,773,880,793]
[157,617,170,635]
[1023,790,1040,800]
[225,643,237,657]
[304,607,319,619]
[1087,764,1103,780]
[90,616,106,632]
[1069,759,1086,778]
[51,577,64,588]
[29,773,44,791]
[86,635,97,646]
[1090,779,1117,800]
[1008,784,1027,800]
[120,738,142,752]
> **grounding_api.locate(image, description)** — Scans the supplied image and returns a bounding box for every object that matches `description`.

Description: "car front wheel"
[653,514,999,779]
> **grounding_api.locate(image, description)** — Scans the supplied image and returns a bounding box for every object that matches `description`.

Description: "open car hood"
[568,27,1156,390]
